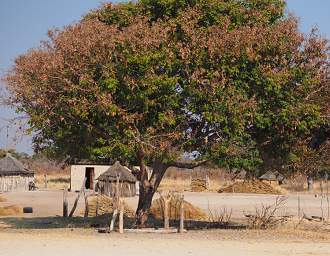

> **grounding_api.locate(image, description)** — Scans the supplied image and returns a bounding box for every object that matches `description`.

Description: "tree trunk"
[135,160,168,226]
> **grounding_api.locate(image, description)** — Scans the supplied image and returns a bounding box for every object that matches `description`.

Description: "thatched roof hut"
[259,171,284,183]
[0,154,34,192]
[96,161,137,197]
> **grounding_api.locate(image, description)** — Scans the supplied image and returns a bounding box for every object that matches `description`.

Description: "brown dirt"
[0,205,22,216]
[86,195,135,217]
[1,229,330,256]
[150,195,207,220]
[0,196,6,202]
[218,180,282,195]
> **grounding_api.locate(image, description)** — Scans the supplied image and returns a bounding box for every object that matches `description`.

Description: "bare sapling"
[208,206,233,225]
[245,196,288,229]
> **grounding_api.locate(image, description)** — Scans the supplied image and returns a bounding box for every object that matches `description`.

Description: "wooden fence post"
[119,199,124,234]
[63,186,68,218]
[84,190,89,219]
[179,195,185,233]
[44,173,48,189]
[297,195,301,219]
[96,193,99,217]
[164,197,170,229]
[110,175,120,232]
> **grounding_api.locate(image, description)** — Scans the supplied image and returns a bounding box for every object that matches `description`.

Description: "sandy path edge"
[0,229,329,256]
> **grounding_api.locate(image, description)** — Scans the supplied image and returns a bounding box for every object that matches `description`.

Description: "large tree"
[4,0,329,224]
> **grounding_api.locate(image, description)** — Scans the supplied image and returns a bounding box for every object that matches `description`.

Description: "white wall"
[70,165,110,191]
[0,175,34,192]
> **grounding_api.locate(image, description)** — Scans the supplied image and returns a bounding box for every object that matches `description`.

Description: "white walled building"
[70,163,110,191]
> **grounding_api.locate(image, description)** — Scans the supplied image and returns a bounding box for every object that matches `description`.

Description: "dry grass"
[218,180,282,195]
[0,196,6,202]
[35,174,70,190]
[86,195,135,217]
[150,195,207,221]
[159,177,224,192]
[0,205,22,216]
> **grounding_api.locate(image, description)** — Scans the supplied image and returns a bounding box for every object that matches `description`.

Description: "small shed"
[70,160,111,192]
[96,161,137,197]
[0,154,34,192]
[259,171,285,185]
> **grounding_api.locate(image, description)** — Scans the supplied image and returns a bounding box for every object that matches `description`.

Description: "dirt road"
[1,190,326,219]
[0,229,329,256]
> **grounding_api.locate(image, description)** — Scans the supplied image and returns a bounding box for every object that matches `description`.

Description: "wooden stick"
[69,178,86,217]
[63,186,68,218]
[44,173,48,189]
[96,193,99,217]
[326,178,329,222]
[320,180,324,222]
[84,190,89,218]
[110,176,120,231]
[298,195,301,219]
[179,195,185,233]
[164,197,170,229]
[110,209,118,232]
[119,199,124,234]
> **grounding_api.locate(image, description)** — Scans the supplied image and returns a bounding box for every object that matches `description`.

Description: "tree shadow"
[0,215,247,230]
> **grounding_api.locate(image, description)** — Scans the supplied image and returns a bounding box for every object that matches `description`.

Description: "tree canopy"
[4,0,329,224]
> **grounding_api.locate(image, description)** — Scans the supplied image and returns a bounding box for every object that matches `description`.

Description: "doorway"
[85,167,95,190]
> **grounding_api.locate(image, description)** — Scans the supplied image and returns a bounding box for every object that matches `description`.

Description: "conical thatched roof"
[97,161,136,183]
[0,154,34,176]
[259,171,284,182]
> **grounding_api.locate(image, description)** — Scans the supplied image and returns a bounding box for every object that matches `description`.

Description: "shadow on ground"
[0,215,247,230]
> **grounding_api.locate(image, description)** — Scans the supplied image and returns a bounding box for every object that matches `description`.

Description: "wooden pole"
[69,178,86,217]
[326,178,329,222]
[44,173,48,189]
[320,180,324,222]
[119,199,124,234]
[84,190,89,219]
[110,209,118,232]
[96,193,99,217]
[63,186,68,218]
[298,195,301,219]
[110,176,120,231]
[164,197,170,229]
[179,195,185,233]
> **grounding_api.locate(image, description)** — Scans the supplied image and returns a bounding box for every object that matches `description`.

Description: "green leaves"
[6,0,328,176]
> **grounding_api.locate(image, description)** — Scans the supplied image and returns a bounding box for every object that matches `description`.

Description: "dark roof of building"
[259,171,284,182]
[97,161,136,183]
[0,154,34,176]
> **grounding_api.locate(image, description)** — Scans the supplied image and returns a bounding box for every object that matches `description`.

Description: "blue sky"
[0,0,329,154]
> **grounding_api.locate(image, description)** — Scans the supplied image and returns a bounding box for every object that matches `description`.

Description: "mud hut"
[0,154,34,192]
[259,171,285,185]
[96,161,137,197]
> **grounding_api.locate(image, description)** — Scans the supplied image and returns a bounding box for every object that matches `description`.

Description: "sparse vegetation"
[219,180,282,195]
[245,196,289,229]
[208,206,232,225]
[0,205,22,216]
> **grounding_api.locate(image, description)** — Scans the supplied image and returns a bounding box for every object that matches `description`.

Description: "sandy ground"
[1,191,330,256]
[0,190,327,219]
[0,229,330,256]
